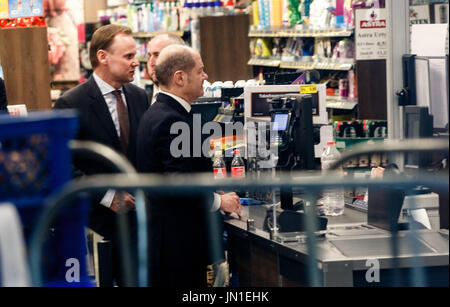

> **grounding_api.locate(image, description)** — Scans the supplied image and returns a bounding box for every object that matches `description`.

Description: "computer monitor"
[414,56,449,132]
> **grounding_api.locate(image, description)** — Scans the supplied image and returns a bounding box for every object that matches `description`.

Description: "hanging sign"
[0,0,8,19]
[355,8,388,60]
[8,0,43,18]
[410,5,431,25]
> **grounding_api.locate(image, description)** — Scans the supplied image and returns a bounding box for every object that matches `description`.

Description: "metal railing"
[41,141,148,287]
[28,138,448,287]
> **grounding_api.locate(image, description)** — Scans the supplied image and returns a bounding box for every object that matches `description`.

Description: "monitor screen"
[415,57,449,131]
[273,113,289,131]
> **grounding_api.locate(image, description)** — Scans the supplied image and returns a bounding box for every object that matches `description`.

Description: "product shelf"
[279,59,354,71]
[248,57,354,71]
[133,30,185,39]
[248,27,354,38]
[326,96,358,110]
[247,58,281,67]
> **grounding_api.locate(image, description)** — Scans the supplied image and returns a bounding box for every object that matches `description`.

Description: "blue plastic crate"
[0,110,93,286]
[0,110,78,208]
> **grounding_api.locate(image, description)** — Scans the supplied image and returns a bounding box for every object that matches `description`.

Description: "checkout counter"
[223,94,449,287]
[224,201,448,287]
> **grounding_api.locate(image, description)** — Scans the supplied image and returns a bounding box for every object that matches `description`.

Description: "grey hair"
[152,33,185,46]
[155,45,196,87]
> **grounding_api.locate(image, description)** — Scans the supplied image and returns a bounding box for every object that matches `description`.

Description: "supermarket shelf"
[138,57,148,63]
[247,58,281,67]
[279,60,354,71]
[248,57,354,70]
[326,96,358,110]
[248,28,354,38]
[133,31,185,38]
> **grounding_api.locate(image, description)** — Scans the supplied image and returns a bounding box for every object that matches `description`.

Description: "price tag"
[300,85,318,94]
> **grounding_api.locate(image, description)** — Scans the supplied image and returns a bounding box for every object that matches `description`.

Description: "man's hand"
[219,192,242,217]
[110,192,136,214]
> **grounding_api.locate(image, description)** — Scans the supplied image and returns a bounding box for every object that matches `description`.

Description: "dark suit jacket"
[137,93,222,287]
[54,76,149,239]
[0,78,8,112]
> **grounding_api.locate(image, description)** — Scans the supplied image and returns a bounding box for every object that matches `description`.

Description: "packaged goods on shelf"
[0,17,46,28]
[332,38,354,59]
[100,1,245,33]
[252,0,355,30]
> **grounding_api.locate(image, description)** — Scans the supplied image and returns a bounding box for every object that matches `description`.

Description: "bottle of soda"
[213,149,227,179]
[231,149,246,178]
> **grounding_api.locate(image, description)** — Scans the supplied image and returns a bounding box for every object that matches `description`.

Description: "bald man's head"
[147,34,185,82]
[155,45,197,87]
[155,45,208,103]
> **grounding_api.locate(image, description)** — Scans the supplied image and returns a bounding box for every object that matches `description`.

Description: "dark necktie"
[112,90,130,154]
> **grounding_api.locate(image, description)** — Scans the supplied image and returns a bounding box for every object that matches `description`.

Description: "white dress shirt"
[151,85,160,105]
[158,91,221,212]
[92,72,128,208]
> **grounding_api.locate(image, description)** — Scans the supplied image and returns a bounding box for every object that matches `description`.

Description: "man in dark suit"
[146,34,185,105]
[54,24,149,286]
[137,45,241,287]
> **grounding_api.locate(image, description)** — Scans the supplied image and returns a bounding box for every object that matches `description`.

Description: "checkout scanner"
[246,94,443,244]
[256,94,328,235]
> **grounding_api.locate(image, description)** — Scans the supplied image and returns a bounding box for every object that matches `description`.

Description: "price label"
[300,85,318,94]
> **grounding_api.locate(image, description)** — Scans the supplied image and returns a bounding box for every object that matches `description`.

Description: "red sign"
[360,20,387,29]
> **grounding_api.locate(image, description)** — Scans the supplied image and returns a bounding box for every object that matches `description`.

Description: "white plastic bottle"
[321,141,345,216]
[213,150,227,179]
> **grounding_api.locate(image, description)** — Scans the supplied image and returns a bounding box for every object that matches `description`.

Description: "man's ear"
[97,50,107,65]
[173,70,185,87]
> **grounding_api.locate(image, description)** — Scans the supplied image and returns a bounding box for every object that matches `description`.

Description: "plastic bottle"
[213,1,224,16]
[271,0,282,28]
[182,0,193,30]
[147,2,155,32]
[321,141,345,216]
[224,0,234,15]
[231,149,246,178]
[263,0,271,29]
[205,1,214,16]
[213,150,227,179]
[192,0,201,18]
[252,0,259,27]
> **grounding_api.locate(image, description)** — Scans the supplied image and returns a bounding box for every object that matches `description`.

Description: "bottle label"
[214,168,227,179]
[321,160,334,171]
[231,166,246,178]
[359,155,369,167]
